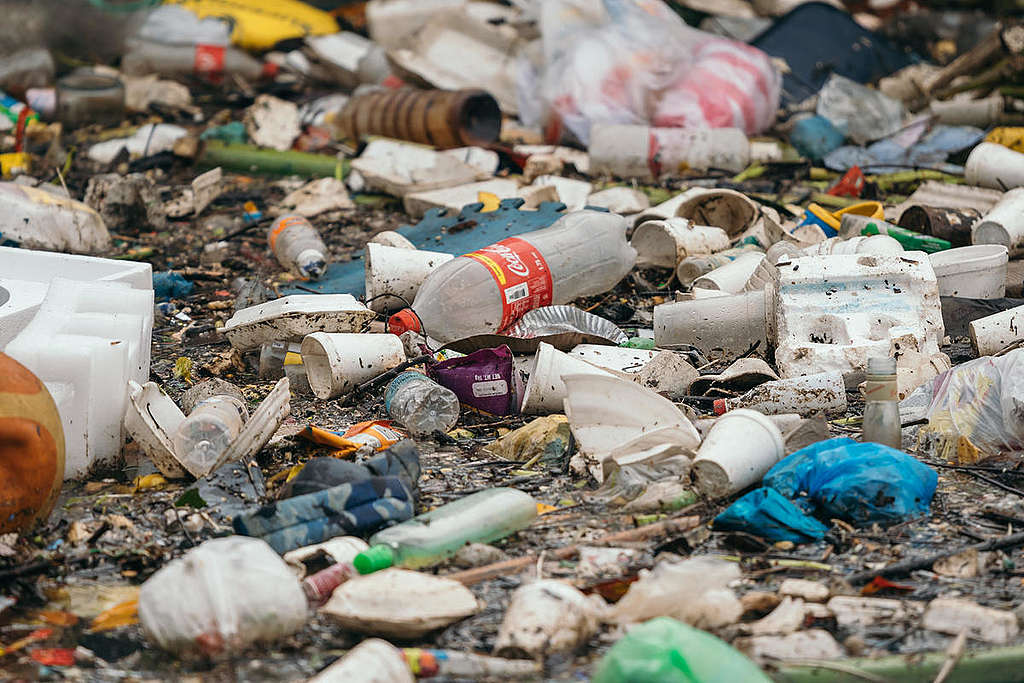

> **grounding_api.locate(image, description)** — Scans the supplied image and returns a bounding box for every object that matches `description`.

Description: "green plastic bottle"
[593,617,771,683]
[861,221,951,253]
[353,487,538,573]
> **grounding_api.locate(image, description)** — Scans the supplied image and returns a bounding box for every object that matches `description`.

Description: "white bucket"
[692,252,766,293]
[974,188,1024,258]
[965,142,1024,191]
[929,244,1008,299]
[368,230,416,250]
[631,218,730,269]
[520,342,614,415]
[301,332,406,399]
[692,408,786,498]
[364,242,454,313]
[969,304,1024,356]
[654,290,769,355]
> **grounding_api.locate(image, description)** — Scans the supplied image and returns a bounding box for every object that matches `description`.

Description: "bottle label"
[384,371,427,413]
[268,215,306,252]
[194,44,226,80]
[463,237,552,331]
[864,379,898,402]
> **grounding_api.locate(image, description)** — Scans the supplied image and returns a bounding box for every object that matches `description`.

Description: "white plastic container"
[802,234,904,256]
[494,580,603,658]
[5,276,153,479]
[365,242,454,313]
[568,344,659,373]
[302,332,406,399]
[654,290,769,355]
[969,304,1024,356]
[390,210,636,343]
[692,408,786,498]
[589,124,750,178]
[310,638,413,683]
[520,342,615,415]
[222,294,375,352]
[965,142,1024,191]
[973,188,1024,258]
[929,245,1008,299]
[630,218,730,269]
[692,252,766,293]
[771,253,944,379]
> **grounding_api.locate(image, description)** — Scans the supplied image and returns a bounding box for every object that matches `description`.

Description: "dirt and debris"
[5,1,1024,682]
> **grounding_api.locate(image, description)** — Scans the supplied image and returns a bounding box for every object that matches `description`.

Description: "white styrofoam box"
[222,294,375,352]
[0,246,151,347]
[5,276,153,479]
[769,252,943,379]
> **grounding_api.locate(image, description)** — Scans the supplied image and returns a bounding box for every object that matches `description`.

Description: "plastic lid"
[353,544,395,575]
[388,308,421,336]
[713,398,727,416]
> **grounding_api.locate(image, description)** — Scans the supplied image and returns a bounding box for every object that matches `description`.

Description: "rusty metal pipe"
[330,88,501,149]
[898,205,980,248]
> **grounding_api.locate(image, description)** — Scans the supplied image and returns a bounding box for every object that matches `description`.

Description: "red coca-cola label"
[194,44,226,81]
[464,237,553,331]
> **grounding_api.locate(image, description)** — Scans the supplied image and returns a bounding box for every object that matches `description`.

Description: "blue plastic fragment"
[280,198,573,297]
[152,271,194,301]
[713,487,828,543]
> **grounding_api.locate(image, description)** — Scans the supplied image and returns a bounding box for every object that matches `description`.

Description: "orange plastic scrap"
[89,599,139,633]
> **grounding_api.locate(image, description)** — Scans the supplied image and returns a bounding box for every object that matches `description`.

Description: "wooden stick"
[846,530,1024,584]
[446,514,702,585]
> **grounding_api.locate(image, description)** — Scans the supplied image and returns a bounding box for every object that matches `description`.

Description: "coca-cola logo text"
[482,243,529,277]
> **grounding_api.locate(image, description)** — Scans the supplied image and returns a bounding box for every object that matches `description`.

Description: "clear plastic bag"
[138,537,308,656]
[519,0,780,144]
[926,349,1024,458]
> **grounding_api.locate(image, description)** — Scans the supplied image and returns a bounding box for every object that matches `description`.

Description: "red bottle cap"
[713,398,727,416]
[388,309,421,336]
[261,61,279,79]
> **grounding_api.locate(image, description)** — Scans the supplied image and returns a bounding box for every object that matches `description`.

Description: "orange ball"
[0,353,65,533]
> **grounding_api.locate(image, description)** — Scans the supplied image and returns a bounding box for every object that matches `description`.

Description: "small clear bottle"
[862,356,902,449]
[172,395,248,474]
[354,487,538,573]
[268,214,329,280]
[384,371,460,437]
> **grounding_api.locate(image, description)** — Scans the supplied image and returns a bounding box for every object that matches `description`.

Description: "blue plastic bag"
[713,439,938,543]
[713,487,828,543]
[765,438,938,525]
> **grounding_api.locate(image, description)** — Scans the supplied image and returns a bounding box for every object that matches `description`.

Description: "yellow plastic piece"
[477,191,501,212]
[164,0,338,50]
[0,152,30,178]
[986,127,1024,153]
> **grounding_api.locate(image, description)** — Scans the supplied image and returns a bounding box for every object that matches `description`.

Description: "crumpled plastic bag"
[138,537,308,656]
[518,0,780,144]
[713,487,828,544]
[926,349,1024,458]
[713,438,937,542]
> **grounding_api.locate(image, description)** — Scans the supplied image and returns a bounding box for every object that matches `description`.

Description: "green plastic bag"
[593,617,771,683]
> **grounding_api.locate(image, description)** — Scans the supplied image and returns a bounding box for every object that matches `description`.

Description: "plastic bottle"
[862,356,901,449]
[713,372,848,418]
[354,487,538,573]
[384,371,460,437]
[389,210,636,342]
[268,214,330,280]
[121,41,276,82]
[172,395,248,474]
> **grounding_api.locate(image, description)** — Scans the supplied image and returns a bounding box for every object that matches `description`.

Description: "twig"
[933,630,968,683]
[340,355,432,406]
[847,530,1024,584]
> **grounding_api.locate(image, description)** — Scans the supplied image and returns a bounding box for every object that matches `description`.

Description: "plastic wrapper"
[519,0,780,144]
[925,349,1024,458]
[138,537,308,656]
[816,74,905,146]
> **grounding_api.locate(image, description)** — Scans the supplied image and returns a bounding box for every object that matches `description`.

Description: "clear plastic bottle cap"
[867,356,897,375]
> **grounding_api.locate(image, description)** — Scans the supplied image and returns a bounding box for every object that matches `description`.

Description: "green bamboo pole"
[197,141,349,178]
[771,645,1024,683]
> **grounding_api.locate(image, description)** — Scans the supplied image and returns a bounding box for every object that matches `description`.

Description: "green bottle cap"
[353,545,395,574]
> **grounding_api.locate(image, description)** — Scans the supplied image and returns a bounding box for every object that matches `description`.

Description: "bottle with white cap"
[268,214,330,280]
